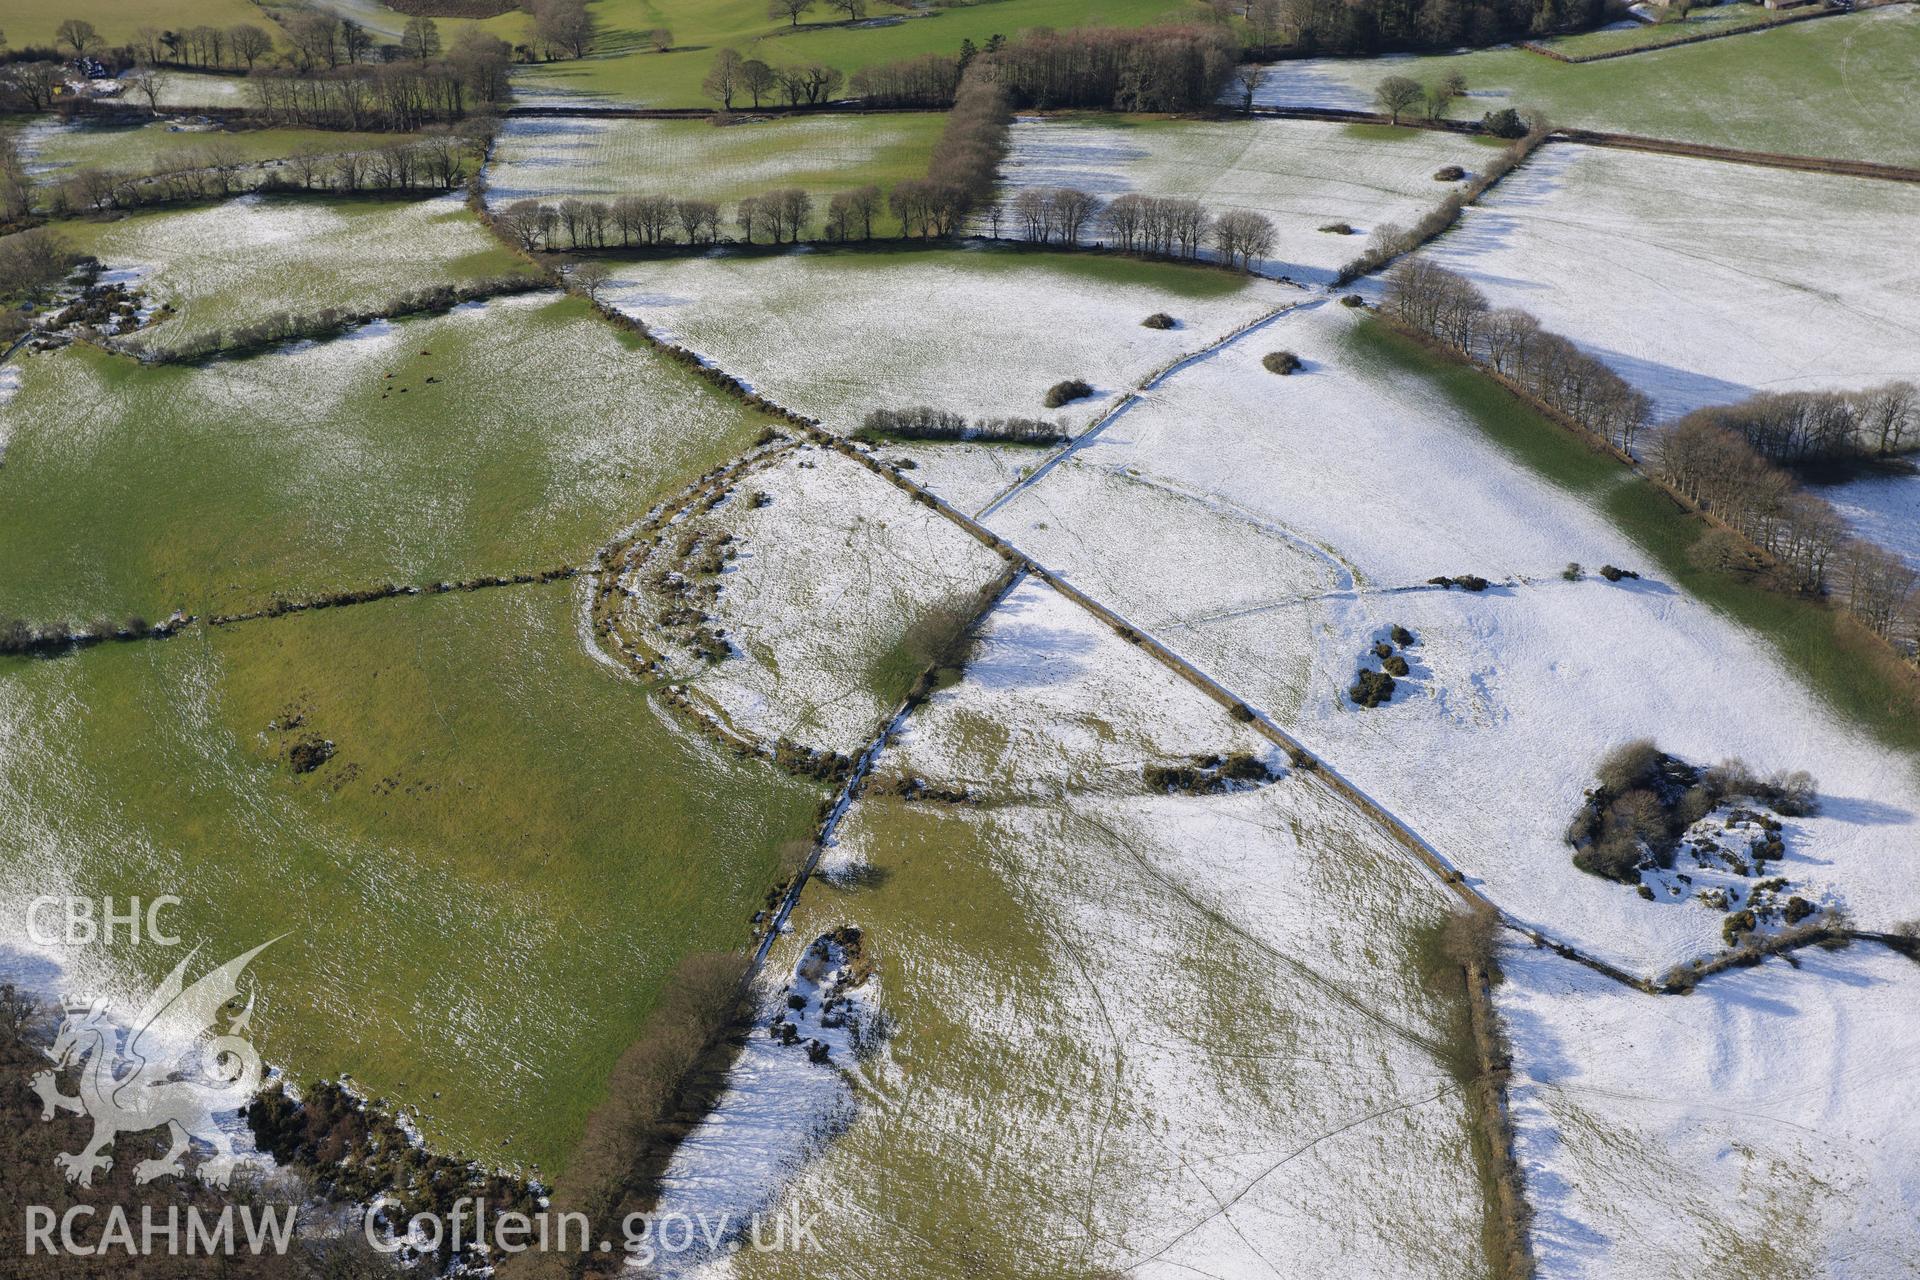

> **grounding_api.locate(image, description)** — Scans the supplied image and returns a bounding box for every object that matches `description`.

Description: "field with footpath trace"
[0,10,1916,1278]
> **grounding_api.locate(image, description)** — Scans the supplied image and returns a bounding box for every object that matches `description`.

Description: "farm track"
[975,299,1320,519]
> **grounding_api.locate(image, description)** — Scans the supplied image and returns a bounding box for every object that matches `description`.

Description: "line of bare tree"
[994,24,1240,111]
[996,187,1278,271]
[494,195,723,249]
[244,52,510,131]
[848,24,1237,111]
[847,51,965,108]
[1388,258,1650,452]
[1680,385,1918,471]
[701,48,847,109]
[39,132,482,217]
[1659,414,1918,641]
[1240,0,1605,57]
[1385,260,1919,647]
[890,62,1009,239]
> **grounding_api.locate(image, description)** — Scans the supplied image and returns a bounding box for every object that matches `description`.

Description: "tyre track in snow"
[974,299,1322,521]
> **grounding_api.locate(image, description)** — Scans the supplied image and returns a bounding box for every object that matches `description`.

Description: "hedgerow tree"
[704,47,744,108]
[768,0,816,27]
[1376,75,1423,125]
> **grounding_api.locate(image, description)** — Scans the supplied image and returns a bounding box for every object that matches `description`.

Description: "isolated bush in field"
[1043,378,1093,408]
[1383,654,1409,677]
[1562,562,1582,581]
[1433,165,1466,181]
[1340,293,1366,308]
[1349,667,1395,708]
[1598,564,1639,582]
[1318,221,1355,235]
[1262,350,1302,376]
[1142,312,1176,329]
[1389,625,1414,646]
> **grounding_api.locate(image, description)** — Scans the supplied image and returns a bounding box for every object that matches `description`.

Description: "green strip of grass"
[1350,318,1920,755]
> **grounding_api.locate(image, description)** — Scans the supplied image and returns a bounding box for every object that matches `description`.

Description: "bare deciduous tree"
[1375,75,1423,125]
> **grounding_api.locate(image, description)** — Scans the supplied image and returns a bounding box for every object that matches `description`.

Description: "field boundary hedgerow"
[1515,2,1839,63]
[1245,107,1920,184]
[1548,128,1920,182]
[115,276,552,364]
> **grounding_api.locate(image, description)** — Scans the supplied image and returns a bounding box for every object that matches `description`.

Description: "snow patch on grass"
[1824,468,1920,574]
[1498,941,1920,1279]
[598,248,1295,435]
[999,116,1489,284]
[1418,143,1920,420]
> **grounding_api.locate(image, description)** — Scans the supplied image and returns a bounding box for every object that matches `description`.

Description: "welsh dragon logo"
[29,940,276,1188]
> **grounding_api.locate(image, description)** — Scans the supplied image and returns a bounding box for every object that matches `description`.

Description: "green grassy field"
[1276,6,1920,166]
[486,112,942,222]
[0,289,779,625]
[0,0,267,47]
[22,121,405,178]
[0,582,824,1173]
[514,0,1201,106]
[1349,319,1920,756]
[1533,4,1810,58]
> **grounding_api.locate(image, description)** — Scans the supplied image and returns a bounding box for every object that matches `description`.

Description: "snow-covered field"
[1419,144,1920,419]
[1825,468,1920,573]
[487,113,938,208]
[616,444,1007,754]
[982,301,1920,975]
[65,193,534,353]
[997,116,1495,284]
[1498,940,1920,1278]
[658,575,1488,1279]
[600,248,1302,434]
